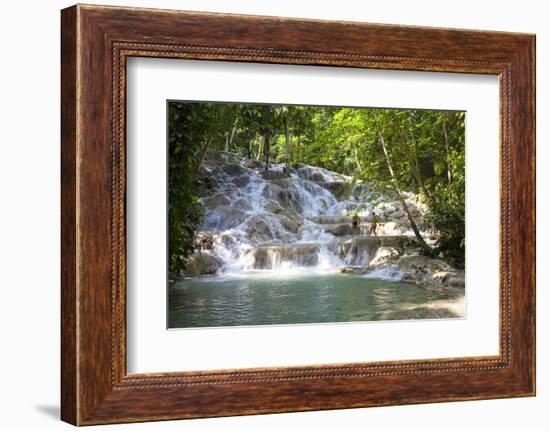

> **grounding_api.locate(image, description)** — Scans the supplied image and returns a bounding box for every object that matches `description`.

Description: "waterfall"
[189,152,427,276]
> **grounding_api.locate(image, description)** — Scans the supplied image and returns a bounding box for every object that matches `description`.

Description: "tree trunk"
[375,116,432,254]
[196,137,213,170]
[402,127,433,202]
[263,131,271,171]
[228,118,238,152]
[256,135,264,161]
[354,147,363,172]
[247,136,253,160]
[284,118,291,176]
[223,133,229,153]
[442,117,452,187]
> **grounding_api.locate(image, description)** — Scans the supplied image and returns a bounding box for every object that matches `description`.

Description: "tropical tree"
[167,102,205,278]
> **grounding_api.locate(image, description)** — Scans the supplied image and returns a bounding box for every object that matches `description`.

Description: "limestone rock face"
[203,206,246,231]
[203,194,231,209]
[262,182,303,214]
[325,223,353,237]
[232,198,254,212]
[261,170,288,181]
[396,255,464,288]
[438,272,465,288]
[398,255,452,273]
[183,151,455,281]
[265,200,284,215]
[338,266,369,275]
[232,175,250,187]
[274,213,301,234]
[369,246,403,267]
[184,252,223,277]
[243,159,265,170]
[375,221,408,236]
[251,244,321,269]
[331,237,381,267]
[221,163,247,177]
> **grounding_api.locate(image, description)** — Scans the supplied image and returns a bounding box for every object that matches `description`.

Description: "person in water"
[351,213,360,236]
[369,211,378,236]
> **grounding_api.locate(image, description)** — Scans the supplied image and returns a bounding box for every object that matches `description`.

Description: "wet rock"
[389,208,405,220]
[432,271,465,288]
[262,183,303,214]
[265,199,284,214]
[232,198,254,212]
[376,221,408,236]
[242,213,298,242]
[252,244,320,269]
[203,206,246,230]
[203,150,225,164]
[332,237,381,266]
[184,252,223,277]
[274,213,301,234]
[232,175,250,187]
[369,246,403,267]
[271,178,292,188]
[325,223,353,237]
[396,255,464,287]
[329,200,359,217]
[295,166,319,181]
[244,216,275,242]
[261,170,287,181]
[296,165,350,183]
[194,232,214,252]
[338,266,369,274]
[212,232,237,251]
[351,183,371,199]
[308,215,353,225]
[243,159,265,170]
[222,163,247,176]
[218,151,241,163]
[378,236,408,252]
[320,181,349,200]
[446,273,465,288]
[202,194,231,209]
[374,198,426,226]
[309,172,326,182]
[397,255,451,273]
[197,175,218,194]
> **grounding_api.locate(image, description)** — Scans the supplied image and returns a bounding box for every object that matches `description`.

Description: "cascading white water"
[193,152,427,276]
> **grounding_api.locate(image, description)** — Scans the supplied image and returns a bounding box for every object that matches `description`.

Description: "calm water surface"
[168,272,465,328]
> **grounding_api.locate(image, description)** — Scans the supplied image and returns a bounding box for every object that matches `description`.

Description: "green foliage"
[168,102,205,279]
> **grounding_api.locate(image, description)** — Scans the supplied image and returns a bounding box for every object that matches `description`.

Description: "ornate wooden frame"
[61,4,535,425]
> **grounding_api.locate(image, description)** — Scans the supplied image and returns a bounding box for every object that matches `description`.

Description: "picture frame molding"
[61,4,535,425]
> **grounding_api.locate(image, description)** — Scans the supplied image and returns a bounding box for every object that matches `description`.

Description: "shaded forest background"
[168,102,465,276]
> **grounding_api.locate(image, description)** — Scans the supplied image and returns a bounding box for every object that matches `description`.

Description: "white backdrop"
[0,0,547,430]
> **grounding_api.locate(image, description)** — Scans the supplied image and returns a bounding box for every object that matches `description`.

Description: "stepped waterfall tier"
[169,152,465,328]
[187,152,433,274]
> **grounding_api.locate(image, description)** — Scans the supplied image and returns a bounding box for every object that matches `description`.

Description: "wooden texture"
[60,4,536,425]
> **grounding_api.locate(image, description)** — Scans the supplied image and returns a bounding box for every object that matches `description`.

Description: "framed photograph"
[61,4,535,425]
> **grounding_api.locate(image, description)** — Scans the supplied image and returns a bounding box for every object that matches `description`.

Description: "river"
[169,271,464,328]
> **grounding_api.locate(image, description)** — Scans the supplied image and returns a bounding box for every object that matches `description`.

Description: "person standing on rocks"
[369,211,378,236]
